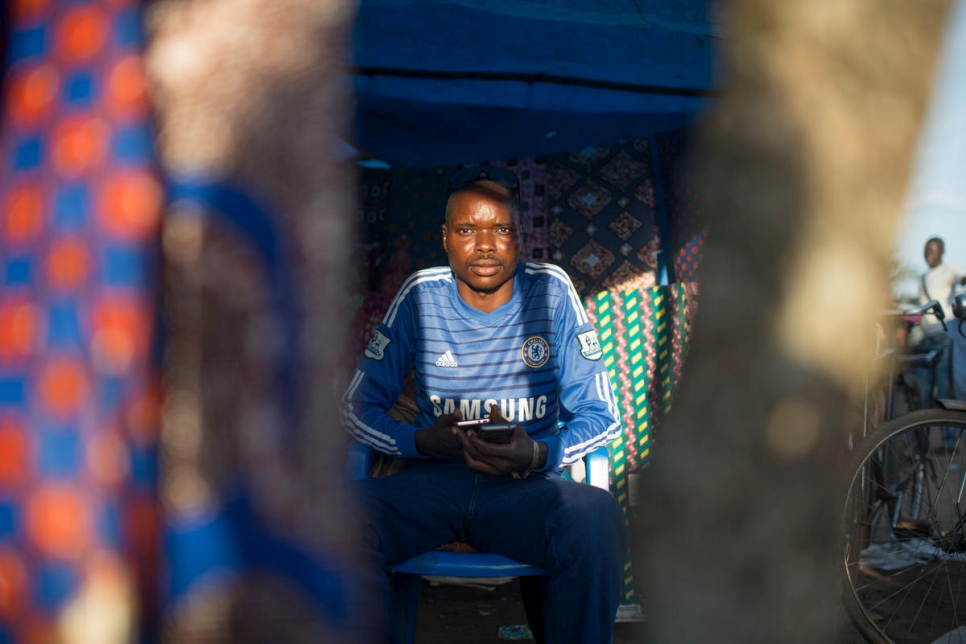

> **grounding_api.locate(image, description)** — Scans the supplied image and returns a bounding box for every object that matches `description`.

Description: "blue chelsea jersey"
[342,262,621,471]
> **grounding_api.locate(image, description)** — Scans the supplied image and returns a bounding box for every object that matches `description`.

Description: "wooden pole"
[639,1,951,642]
[146,1,369,641]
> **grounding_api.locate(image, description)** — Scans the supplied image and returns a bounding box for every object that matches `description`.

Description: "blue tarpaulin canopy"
[352,0,722,167]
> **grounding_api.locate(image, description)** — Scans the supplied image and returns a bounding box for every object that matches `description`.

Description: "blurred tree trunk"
[146,1,369,641]
[640,1,950,642]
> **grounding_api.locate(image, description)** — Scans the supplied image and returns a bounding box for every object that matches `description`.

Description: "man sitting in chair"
[342,166,628,644]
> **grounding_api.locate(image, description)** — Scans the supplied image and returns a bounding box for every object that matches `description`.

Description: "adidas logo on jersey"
[435,350,458,367]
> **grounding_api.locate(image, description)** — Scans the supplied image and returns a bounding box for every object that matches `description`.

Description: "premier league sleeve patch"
[577,330,602,361]
[365,330,391,360]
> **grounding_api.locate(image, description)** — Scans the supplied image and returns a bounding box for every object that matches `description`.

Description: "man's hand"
[414,411,465,458]
[454,409,547,476]
[456,426,546,476]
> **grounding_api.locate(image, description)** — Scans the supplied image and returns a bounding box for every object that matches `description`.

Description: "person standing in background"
[917,237,966,407]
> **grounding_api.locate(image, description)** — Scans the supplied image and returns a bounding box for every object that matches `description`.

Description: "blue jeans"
[357,460,628,644]
[915,332,953,407]
[951,323,966,400]
[914,332,956,445]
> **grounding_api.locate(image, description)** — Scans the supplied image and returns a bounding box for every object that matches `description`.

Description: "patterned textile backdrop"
[357,167,392,292]
[502,158,548,264]
[546,140,661,296]
[585,282,694,605]
[655,128,706,284]
[381,165,449,271]
[0,0,162,639]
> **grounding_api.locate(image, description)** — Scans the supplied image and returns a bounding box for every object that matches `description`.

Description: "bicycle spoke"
[902,561,942,636]
[942,558,963,637]
[844,412,966,644]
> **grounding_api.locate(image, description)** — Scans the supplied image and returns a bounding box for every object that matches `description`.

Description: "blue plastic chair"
[347,440,611,643]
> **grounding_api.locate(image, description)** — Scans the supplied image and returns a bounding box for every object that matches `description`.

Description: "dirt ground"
[414,578,642,643]
[413,578,870,643]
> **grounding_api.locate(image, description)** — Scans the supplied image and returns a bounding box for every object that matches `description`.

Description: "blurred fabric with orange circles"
[1,0,368,641]
[0,0,162,641]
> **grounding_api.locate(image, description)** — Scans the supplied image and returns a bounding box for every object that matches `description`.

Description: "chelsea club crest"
[521,336,550,368]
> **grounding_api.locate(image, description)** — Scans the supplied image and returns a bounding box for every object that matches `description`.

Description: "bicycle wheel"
[843,409,966,644]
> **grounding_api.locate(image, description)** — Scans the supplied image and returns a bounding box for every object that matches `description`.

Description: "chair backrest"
[347,439,373,480]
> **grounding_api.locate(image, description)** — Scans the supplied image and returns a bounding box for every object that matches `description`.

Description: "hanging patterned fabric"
[500,157,549,263]
[381,165,450,271]
[358,167,393,292]
[585,287,654,606]
[667,282,697,394]
[652,287,674,423]
[546,139,661,295]
[584,283,696,606]
[0,1,162,639]
[655,128,706,284]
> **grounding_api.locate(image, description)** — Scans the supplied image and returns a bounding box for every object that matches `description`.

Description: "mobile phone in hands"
[455,418,490,428]
[474,423,516,444]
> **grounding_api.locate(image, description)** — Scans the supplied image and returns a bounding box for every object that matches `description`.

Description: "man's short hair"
[927,236,945,251]
[445,165,521,222]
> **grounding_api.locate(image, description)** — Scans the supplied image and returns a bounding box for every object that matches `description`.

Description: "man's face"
[925,240,944,268]
[442,183,522,308]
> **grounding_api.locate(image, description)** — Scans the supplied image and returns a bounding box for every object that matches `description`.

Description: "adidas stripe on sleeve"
[340,269,452,458]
